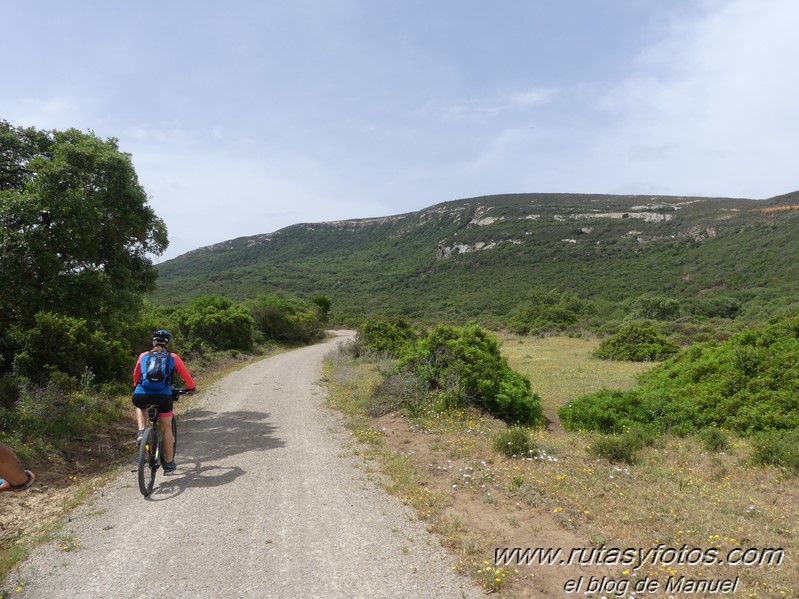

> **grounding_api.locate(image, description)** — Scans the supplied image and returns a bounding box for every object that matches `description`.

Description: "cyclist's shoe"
[136,429,144,444]
[163,461,177,474]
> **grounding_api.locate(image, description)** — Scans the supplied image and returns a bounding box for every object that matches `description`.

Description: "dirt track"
[10,332,482,598]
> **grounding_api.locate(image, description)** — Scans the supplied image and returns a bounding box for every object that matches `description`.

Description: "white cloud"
[587,0,799,197]
[507,88,558,108]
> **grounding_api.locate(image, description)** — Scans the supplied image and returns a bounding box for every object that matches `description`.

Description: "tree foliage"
[0,121,167,381]
[173,296,255,351]
[248,295,323,344]
[628,295,680,321]
[509,290,596,335]
[11,312,131,384]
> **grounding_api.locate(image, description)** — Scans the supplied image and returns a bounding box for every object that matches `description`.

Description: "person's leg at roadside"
[0,442,35,492]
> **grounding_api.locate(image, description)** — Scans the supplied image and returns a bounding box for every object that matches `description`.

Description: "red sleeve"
[133,352,146,385]
[171,353,196,389]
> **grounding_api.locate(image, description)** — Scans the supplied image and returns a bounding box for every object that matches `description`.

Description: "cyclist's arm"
[172,354,196,390]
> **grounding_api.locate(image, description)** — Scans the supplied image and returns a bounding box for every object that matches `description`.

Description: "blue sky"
[2,1,798,261]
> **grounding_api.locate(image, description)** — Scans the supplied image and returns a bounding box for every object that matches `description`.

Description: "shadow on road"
[143,409,285,500]
[180,409,285,461]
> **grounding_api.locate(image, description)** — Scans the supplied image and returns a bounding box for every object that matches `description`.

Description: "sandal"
[0,470,35,492]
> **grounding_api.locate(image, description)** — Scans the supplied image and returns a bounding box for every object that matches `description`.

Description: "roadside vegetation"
[323,317,798,598]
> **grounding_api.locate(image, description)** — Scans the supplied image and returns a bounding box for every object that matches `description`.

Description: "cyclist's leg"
[156,392,176,464]
[159,413,176,464]
[132,394,150,441]
[135,407,147,434]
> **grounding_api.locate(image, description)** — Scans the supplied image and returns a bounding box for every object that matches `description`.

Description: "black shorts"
[132,393,174,417]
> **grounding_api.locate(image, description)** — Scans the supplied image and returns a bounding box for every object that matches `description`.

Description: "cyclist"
[132,330,196,473]
[0,442,36,493]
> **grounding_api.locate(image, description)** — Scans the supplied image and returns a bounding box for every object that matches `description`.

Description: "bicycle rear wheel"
[137,427,159,496]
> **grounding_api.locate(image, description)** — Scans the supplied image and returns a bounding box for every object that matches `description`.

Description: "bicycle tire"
[138,427,158,496]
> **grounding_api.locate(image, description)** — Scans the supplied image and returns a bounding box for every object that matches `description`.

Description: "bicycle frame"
[137,387,188,497]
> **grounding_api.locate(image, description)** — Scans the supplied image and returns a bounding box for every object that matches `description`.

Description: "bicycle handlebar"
[171,387,194,399]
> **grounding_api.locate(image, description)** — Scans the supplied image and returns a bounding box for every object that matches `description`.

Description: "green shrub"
[311,294,332,323]
[510,290,595,335]
[689,296,742,319]
[11,312,131,384]
[493,426,537,457]
[562,313,799,435]
[174,296,254,351]
[357,315,417,357]
[589,425,656,465]
[751,429,799,474]
[7,382,128,449]
[593,321,680,361]
[559,389,648,434]
[629,295,681,320]
[699,427,731,452]
[0,376,21,411]
[398,324,542,425]
[248,295,321,344]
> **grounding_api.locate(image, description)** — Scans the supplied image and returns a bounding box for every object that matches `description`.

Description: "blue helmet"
[152,329,172,346]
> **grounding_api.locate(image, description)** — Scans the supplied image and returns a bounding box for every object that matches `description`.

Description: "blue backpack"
[140,350,174,392]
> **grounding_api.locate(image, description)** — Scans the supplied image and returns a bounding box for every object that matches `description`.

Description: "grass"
[504,336,798,597]
[498,335,650,423]
[323,335,799,599]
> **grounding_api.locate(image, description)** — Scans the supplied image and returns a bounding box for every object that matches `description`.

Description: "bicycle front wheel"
[137,427,159,497]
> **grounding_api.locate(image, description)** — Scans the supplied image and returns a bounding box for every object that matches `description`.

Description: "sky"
[2,0,798,261]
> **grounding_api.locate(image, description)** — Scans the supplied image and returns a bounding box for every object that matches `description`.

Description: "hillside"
[152,191,799,318]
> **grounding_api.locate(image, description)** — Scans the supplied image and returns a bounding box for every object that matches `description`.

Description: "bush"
[510,290,595,335]
[751,429,799,474]
[593,321,680,361]
[312,294,332,323]
[689,296,742,319]
[397,324,542,425]
[559,388,648,434]
[7,382,128,450]
[174,296,254,351]
[369,369,429,417]
[562,313,799,435]
[493,426,536,457]
[0,376,20,410]
[357,315,417,357]
[248,295,321,344]
[699,427,731,452]
[11,312,131,384]
[629,295,681,320]
[589,424,656,465]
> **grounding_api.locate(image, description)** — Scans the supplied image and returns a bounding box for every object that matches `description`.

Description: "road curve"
[13,332,482,598]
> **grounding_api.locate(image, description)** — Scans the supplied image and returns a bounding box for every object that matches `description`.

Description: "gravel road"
[12,332,482,598]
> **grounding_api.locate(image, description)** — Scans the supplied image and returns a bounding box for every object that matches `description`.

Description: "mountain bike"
[137,387,190,497]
